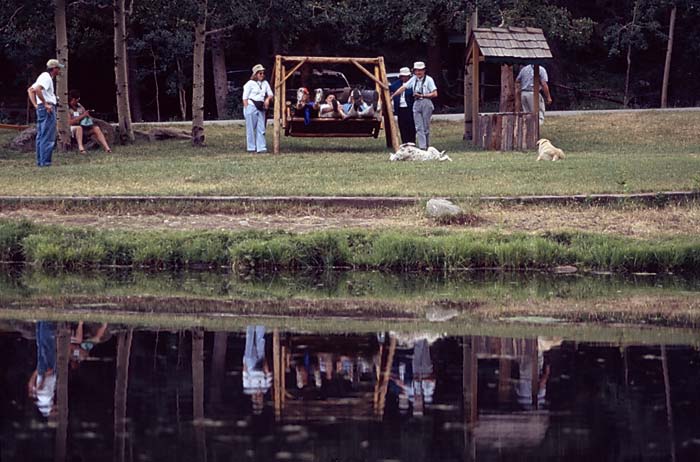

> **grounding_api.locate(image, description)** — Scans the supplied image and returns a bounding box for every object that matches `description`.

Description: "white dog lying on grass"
[390,143,452,162]
[536,138,565,161]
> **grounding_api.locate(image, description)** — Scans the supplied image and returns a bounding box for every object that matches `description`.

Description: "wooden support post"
[273,55,282,154]
[273,328,282,420]
[378,57,400,151]
[281,65,287,130]
[471,44,480,146]
[464,12,477,141]
[463,336,478,428]
[533,64,540,140]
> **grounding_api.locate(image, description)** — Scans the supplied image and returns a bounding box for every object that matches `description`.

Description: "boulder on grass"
[426,198,462,218]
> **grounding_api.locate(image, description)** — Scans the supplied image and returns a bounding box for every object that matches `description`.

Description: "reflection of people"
[389,67,416,144]
[242,64,274,153]
[27,321,57,417]
[27,59,64,167]
[516,64,552,125]
[68,90,112,153]
[514,337,561,410]
[390,61,437,149]
[242,325,272,414]
[390,334,437,416]
[70,321,109,363]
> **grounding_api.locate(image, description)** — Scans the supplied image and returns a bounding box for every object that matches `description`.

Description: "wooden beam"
[273,55,282,155]
[275,59,306,90]
[273,328,282,420]
[282,56,380,65]
[533,63,540,140]
[471,43,480,146]
[350,59,388,90]
[378,57,400,151]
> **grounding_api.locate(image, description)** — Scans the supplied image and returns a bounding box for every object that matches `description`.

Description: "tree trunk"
[211,32,228,119]
[151,50,161,122]
[114,0,134,143]
[499,64,515,112]
[191,0,208,146]
[128,47,143,122]
[176,58,187,121]
[54,325,70,462]
[54,0,71,151]
[623,1,639,108]
[661,5,677,108]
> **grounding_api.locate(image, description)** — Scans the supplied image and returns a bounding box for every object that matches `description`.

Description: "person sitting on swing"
[295,87,323,125]
[318,93,347,119]
[343,88,375,119]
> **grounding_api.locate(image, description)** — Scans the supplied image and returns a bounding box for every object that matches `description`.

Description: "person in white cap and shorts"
[242,64,274,153]
[28,59,64,167]
[390,61,437,149]
[389,67,416,144]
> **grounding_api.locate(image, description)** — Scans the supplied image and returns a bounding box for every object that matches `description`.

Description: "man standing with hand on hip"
[28,59,64,167]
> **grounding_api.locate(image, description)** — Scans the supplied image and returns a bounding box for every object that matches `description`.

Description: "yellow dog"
[536,138,565,161]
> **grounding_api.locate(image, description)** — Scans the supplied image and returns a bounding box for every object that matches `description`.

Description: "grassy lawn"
[0,111,699,197]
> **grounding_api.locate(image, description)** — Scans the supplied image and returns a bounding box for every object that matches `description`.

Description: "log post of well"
[533,64,540,139]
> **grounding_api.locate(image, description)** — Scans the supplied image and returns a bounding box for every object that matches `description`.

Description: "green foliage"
[8,221,697,273]
[0,220,36,262]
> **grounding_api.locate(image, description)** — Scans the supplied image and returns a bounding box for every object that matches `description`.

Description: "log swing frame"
[271,55,400,155]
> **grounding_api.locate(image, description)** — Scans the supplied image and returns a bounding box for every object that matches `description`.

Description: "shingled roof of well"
[469,26,553,62]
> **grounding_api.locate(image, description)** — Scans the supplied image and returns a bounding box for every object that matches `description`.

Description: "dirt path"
[2,202,698,237]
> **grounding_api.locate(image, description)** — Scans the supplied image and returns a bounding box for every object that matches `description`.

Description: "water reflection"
[1,321,699,461]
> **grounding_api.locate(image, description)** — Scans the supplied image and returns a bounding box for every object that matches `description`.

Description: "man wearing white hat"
[28,59,64,167]
[390,61,437,149]
[389,67,416,144]
[242,64,274,153]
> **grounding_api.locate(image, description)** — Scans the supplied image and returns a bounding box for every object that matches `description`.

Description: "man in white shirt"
[390,61,438,149]
[28,59,64,167]
[516,64,553,125]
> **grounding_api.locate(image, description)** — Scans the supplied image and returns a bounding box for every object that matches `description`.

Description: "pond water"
[1,321,699,462]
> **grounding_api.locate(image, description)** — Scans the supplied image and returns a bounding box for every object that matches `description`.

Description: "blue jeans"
[243,325,266,371]
[36,104,57,166]
[244,104,267,152]
[36,322,57,375]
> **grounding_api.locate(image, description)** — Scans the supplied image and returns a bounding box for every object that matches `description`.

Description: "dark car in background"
[285,69,351,103]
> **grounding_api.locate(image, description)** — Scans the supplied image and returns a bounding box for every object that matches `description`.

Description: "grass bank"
[2,220,699,273]
[1,111,699,196]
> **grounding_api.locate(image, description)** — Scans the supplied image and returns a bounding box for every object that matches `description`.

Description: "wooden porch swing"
[271,55,400,154]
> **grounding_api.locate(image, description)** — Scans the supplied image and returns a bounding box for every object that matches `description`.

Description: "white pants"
[244,103,267,152]
[521,91,546,125]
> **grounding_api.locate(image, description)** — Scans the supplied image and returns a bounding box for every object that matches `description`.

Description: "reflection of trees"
[114,329,133,462]
[208,332,227,413]
[54,324,70,462]
[191,329,206,462]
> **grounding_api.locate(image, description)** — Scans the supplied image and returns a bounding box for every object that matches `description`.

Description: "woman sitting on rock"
[68,90,111,153]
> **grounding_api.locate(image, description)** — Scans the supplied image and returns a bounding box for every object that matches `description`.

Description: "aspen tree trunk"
[661,5,677,108]
[191,0,208,146]
[114,329,133,462]
[176,58,187,120]
[151,50,161,122]
[211,33,228,119]
[114,0,134,143]
[623,1,639,108]
[54,0,71,151]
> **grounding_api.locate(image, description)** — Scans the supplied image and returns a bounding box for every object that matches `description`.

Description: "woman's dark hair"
[69,89,81,100]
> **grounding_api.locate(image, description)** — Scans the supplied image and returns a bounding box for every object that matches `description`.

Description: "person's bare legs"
[90,126,112,152]
[74,126,85,152]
